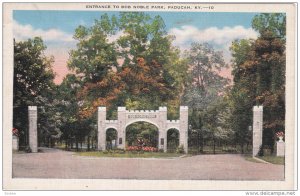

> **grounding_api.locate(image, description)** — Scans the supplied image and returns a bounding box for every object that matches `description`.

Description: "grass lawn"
[244,155,284,165]
[76,151,184,158]
[258,156,285,165]
[243,155,263,163]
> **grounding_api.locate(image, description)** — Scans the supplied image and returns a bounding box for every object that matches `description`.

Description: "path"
[12,148,284,180]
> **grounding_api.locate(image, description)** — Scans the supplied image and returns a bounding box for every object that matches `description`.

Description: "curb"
[252,156,271,164]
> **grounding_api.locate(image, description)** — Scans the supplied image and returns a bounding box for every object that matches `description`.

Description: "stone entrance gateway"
[97,106,188,153]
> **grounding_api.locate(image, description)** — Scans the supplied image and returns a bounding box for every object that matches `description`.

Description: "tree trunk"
[197,131,200,153]
[200,134,204,153]
[241,143,244,154]
[213,138,216,154]
[48,137,51,148]
[87,136,90,151]
[75,138,79,151]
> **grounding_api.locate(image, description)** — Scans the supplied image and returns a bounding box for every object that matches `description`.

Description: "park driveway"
[12,148,284,180]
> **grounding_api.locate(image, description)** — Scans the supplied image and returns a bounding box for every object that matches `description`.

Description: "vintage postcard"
[2,2,297,191]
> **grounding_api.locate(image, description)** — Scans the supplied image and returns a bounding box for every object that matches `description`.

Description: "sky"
[13,11,259,84]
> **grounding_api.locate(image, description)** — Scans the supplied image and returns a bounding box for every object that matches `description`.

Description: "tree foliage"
[182,42,229,109]
[14,37,55,106]
[183,42,230,152]
[252,13,286,40]
[68,12,187,119]
[230,13,286,152]
[13,37,56,147]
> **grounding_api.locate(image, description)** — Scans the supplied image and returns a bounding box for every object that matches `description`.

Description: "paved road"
[12,148,284,180]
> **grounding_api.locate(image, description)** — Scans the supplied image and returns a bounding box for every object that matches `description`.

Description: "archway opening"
[106,128,118,150]
[125,122,159,148]
[167,128,180,153]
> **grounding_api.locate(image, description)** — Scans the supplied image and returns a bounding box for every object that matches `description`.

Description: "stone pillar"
[276,140,285,157]
[179,106,188,153]
[159,106,167,152]
[28,106,38,153]
[12,136,19,151]
[117,107,126,150]
[97,107,106,151]
[252,105,263,156]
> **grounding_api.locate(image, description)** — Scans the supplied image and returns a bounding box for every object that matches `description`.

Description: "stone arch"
[125,119,160,131]
[97,106,189,153]
[167,128,180,152]
[105,126,118,131]
[125,120,159,148]
[106,128,118,150]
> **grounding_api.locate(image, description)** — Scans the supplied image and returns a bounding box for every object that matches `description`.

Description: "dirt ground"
[12,148,284,180]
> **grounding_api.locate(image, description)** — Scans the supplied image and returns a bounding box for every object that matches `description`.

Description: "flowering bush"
[142,146,158,152]
[126,146,141,151]
[126,146,158,152]
[12,128,19,137]
[276,131,284,138]
[136,138,146,147]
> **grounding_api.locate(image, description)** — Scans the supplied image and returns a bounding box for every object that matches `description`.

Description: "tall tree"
[252,13,286,40]
[229,39,254,152]
[230,13,286,153]
[56,74,94,151]
[14,37,55,106]
[183,42,229,109]
[13,37,55,147]
[183,42,229,152]
[69,13,186,119]
[249,30,285,151]
[68,14,118,83]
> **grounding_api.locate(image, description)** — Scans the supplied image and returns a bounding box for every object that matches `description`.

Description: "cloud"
[169,25,258,48]
[107,30,125,43]
[169,25,258,64]
[13,20,74,42]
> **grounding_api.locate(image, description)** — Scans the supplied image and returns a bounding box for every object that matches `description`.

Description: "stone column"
[252,105,263,156]
[117,107,126,150]
[28,106,38,153]
[97,107,106,151]
[276,140,285,157]
[159,107,167,152]
[12,136,19,151]
[179,106,188,153]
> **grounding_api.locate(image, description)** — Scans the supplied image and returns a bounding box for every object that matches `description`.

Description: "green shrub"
[158,149,164,153]
[222,147,237,153]
[25,146,31,153]
[188,149,199,155]
[103,150,109,154]
[167,149,176,153]
[258,145,264,157]
[176,145,185,154]
[113,149,125,154]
